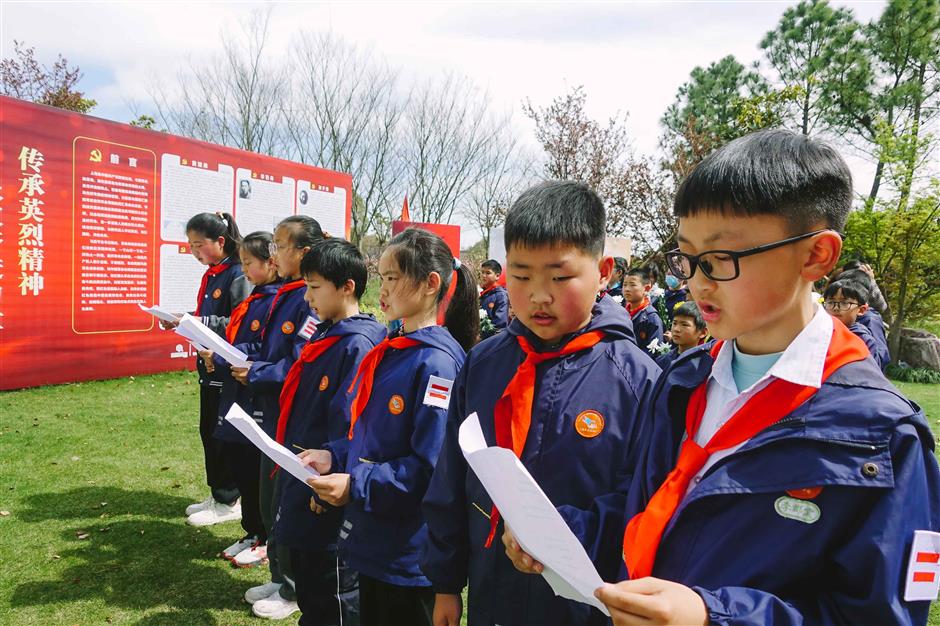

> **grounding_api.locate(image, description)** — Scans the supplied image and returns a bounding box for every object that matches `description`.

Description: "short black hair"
[241,231,273,261]
[504,180,606,257]
[824,277,869,306]
[481,259,502,275]
[612,257,629,274]
[626,267,651,284]
[673,301,706,330]
[300,238,368,300]
[674,128,853,233]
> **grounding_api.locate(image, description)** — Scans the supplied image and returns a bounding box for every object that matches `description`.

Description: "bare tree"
[284,31,405,245]
[464,139,538,251]
[403,73,510,224]
[152,8,287,155]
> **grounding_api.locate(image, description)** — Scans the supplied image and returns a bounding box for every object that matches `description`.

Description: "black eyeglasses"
[665,229,831,282]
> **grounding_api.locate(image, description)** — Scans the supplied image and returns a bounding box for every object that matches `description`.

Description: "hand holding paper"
[224,404,319,485]
[176,314,249,367]
[458,412,610,616]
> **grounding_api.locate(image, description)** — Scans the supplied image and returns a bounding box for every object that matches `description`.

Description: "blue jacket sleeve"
[694,422,939,626]
[491,291,509,330]
[420,362,471,594]
[246,319,310,395]
[347,361,455,518]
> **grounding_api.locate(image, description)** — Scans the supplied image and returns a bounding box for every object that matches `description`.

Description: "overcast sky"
[2,1,889,244]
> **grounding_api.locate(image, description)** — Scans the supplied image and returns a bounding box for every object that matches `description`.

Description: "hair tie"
[453,257,461,270]
[215,211,228,227]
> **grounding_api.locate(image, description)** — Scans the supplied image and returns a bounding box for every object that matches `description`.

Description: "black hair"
[481,259,502,275]
[504,180,606,257]
[186,212,242,256]
[276,215,325,249]
[644,262,660,283]
[387,227,479,352]
[612,257,629,276]
[673,128,853,233]
[300,238,368,300]
[673,301,706,331]
[240,231,273,262]
[626,267,651,285]
[824,277,870,306]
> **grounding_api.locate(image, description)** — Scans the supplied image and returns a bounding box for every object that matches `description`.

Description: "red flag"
[401,194,411,222]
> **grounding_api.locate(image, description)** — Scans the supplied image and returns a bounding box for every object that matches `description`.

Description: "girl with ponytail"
[299,227,475,625]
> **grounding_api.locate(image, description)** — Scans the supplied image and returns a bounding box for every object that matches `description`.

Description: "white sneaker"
[185,496,213,516]
[233,543,268,568]
[251,590,299,619]
[186,499,241,526]
[222,535,258,561]
[244,581,281,605]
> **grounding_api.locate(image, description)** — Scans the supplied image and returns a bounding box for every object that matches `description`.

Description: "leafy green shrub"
[886,363,940,384]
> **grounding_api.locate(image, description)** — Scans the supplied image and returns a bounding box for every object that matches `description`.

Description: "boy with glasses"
[504,129,940,625]
[824,277,890,370]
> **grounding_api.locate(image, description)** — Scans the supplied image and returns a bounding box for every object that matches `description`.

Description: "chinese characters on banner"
[17,146,45,297]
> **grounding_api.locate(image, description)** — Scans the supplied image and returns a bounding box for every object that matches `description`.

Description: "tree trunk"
[888,250,912,363]
[867,160,884,208]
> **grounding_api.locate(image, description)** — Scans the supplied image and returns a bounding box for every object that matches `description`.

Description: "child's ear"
[597,256,614,289]
[802,230,843,282]
[643,283,651,293]
[858,303,869,315]
[426,271,442,297]
[343,279,356,296]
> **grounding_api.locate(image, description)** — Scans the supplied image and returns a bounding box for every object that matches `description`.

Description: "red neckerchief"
[627,297,650,319]
[195,261,232,315]
[226,294,265,343]
[346,336,422,439]
[484,330,606,548]
[260,279,305,339]
[276,335,344,444]
[622,321,869,579]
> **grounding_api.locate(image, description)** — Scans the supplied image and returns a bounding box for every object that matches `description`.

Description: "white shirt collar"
[711,304,833,392]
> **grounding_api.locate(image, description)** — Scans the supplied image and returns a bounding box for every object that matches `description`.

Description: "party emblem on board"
[212,288,222,299]
[388,394,405,415]
[250,319,261,332]
[574,410,605,438]
[281,321,295,334]
[319,376,329,391]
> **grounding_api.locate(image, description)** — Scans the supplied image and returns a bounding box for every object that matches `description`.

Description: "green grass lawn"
[1,372,938,625]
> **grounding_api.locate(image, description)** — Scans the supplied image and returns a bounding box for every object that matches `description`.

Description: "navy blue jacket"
[654,346,680,371]
[572,345,940,626]
[213,281,281,442]
[857,309,890,366]
[664,287,689,322]
[850,320,890,371]
[421,296,661,625]
[194,258,247,388]
[244,284,318,437]
[273,315,387,550]
[628,303,664,354]
[479,286,509,338]
[328,325,466,586]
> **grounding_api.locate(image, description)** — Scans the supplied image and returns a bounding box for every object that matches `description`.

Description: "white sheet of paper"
[138,303,181,323]
[175,314,250,367]
[224,404,320,484]
[172,323,210,352]
[458,413,610,616]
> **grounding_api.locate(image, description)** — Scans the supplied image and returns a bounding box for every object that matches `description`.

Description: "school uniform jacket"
[421,296,661,626]
[628,302,664,354]
[664,287,689,322]
[583,343,940,626]
[195,259,250,388]
[654,346,680,371]
[213,281,281,442]
[327,325,466,587]
[244,286,318,437]
[273,315,387,551]
[479,286,509,338]
[858,309,890,363]
[850,320,890,371]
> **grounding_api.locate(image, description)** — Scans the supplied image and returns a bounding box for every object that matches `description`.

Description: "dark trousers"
[291,548,359,626]
[198,385,238,504]
[359,575,433,626]
[221,440,265,540]
[260,455,296,600]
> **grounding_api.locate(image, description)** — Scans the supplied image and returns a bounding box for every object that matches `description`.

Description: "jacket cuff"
[693,586,730,626]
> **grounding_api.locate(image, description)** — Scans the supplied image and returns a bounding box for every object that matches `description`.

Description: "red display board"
[391,220,461,257]
[0,96,352,390]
